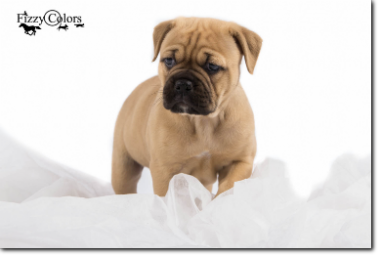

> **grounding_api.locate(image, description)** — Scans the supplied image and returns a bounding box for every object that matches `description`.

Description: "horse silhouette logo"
[57,24,69,31]
[19,23,41,36]
[74,23,84,28]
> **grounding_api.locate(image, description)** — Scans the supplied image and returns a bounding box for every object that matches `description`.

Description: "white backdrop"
[0,0,371,197]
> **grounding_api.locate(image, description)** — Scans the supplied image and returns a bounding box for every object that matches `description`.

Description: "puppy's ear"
[152,20,175,62]
[229,24,262,74]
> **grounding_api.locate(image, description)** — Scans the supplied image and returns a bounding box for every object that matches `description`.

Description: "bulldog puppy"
[112,17,262,197]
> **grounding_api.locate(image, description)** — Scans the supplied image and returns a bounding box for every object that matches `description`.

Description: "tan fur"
[112,17,262,197]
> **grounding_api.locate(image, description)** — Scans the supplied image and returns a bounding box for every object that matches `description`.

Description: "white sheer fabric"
[0,130,371,248]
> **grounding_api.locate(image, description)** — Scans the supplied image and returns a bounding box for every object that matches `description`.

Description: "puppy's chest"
[166,116,248,174]
[182,150,218,178]
[192,124,241,156]
[183,136,235,173]
[179,148,232,184]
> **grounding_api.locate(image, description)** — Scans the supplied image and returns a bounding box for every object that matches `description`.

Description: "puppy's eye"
[206,63,220,73]
[164,58,175,68]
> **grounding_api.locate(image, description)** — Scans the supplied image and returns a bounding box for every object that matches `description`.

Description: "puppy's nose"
[175,79,193,92]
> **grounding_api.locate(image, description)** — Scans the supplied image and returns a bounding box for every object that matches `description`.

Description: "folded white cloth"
[0,129,371,248]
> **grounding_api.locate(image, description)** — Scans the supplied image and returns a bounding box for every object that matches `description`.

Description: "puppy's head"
[152,17,262,116]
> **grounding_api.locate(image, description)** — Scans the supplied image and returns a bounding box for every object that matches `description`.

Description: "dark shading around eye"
[164,58,176,68]
[206,63,220,74]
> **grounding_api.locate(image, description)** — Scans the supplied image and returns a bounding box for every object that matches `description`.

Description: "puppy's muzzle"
[163,71,214,115]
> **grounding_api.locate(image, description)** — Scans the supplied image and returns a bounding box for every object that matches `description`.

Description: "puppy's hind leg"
[112,147,143,194]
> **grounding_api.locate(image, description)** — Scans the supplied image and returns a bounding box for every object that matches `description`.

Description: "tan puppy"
[112,17,262,197]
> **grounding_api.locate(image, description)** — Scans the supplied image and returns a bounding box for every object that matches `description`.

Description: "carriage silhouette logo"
[17,10,84,36]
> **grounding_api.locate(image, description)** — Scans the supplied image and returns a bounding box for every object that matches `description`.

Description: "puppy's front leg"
[150,162,181,197]
[216,161,253,197]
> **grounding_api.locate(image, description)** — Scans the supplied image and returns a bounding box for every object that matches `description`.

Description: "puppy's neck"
[187,109,226,133]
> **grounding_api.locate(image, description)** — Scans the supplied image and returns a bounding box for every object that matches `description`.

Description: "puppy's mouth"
[163,98,209,115]
[174,102,190,113]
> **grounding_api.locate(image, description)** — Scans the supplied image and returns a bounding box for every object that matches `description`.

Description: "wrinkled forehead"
[160,20,240,67]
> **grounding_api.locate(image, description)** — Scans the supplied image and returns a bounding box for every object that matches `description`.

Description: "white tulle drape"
[0,130,371,248]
